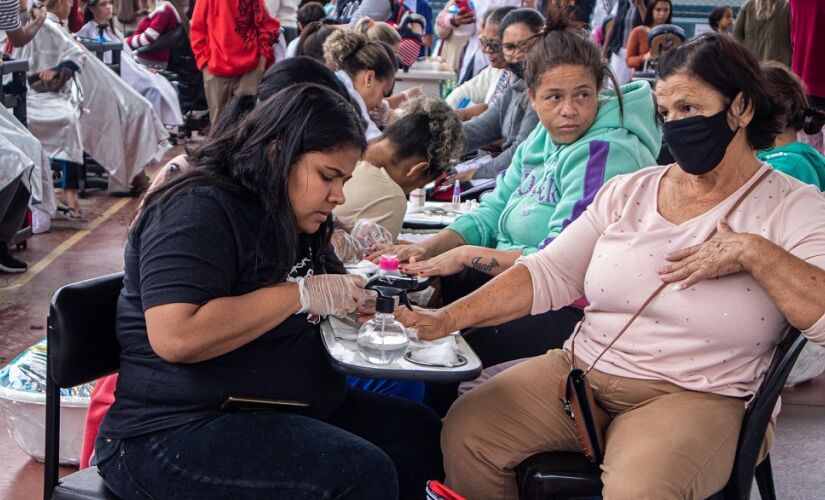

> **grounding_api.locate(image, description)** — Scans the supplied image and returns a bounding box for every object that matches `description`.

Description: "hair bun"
[803,106,825,135]
[543,4,584,33]
[323,30,367,66]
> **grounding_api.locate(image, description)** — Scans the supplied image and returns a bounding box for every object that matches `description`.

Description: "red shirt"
[790,0,825,99]
[190,0,280,78]
[126,2,181,63]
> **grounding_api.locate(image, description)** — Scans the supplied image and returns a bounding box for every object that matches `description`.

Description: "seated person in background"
[93,84,443,499]
[285,1,326,58]
[377,9,660,414]
[709,4,734,34]
[625,0,671,72]
[445,6,517,121]
[398,33,825,499]
[125,0,188,69]
[758,61,825,189]
[324,29,398,140]
[13,0,169,195]
[77,0,184,127]
[295,21,338,61]
[334,96,466,240]
[461,8,543,180]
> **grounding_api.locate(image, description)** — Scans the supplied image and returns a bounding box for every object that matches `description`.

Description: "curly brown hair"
[383,96,466,176]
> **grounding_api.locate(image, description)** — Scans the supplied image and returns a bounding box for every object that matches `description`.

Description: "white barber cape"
[0,106,56,215]
[0,28,85,166]
[11,15,170,189]
[76,21,183,127]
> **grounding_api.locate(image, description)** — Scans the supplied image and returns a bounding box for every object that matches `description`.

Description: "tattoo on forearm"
[471,257,500,273]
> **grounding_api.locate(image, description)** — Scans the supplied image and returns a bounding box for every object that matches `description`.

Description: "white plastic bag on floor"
[785,342,825,387]
[30,205,51,234]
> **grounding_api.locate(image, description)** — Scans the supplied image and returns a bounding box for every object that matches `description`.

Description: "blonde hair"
[754,0,779,21]
[323,29,398,80]
[354,17,402,46]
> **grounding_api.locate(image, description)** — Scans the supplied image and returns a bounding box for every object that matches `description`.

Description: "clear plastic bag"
[331,220,393,264]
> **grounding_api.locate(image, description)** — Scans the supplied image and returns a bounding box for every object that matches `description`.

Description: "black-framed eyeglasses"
[479,38,502,52]
[501,33,542,54]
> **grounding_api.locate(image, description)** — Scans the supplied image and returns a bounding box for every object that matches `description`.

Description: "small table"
[403,201,464,230]
[320,321,482,383]
[394,62,456,97]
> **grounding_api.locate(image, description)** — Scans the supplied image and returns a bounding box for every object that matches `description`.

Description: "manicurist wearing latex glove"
[94,84,443,500]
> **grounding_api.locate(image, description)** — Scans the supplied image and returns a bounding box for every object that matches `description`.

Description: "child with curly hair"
[334,96,466,240]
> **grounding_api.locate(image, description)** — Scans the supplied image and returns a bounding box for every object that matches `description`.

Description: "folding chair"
[45,273,125,499]
[516,326,807,500]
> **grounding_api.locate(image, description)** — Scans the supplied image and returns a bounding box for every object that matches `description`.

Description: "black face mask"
[662,108,737,175]
[507,61,524,79]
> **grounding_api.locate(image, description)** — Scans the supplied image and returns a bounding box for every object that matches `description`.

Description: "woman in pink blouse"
[395,33,825,499]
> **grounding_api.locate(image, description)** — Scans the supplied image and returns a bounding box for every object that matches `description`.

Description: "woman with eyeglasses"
[457,7,544,180]
[374,8,659,415]
[445,6,518,121]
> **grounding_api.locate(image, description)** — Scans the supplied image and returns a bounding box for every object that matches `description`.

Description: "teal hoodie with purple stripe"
[447,80,661,255]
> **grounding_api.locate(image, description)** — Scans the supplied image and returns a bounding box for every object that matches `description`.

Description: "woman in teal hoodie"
[757,62,825,190]
[381,10,661,413]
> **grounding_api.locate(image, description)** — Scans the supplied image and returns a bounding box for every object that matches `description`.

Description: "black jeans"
[425,268,585,416]
[95,389,443,499]
[0,175,29,243]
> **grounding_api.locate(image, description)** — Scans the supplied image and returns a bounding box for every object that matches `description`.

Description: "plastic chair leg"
[755,456,777,500]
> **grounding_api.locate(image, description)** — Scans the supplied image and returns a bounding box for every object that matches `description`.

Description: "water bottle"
[356,284,409,365]
[410,188,426,211]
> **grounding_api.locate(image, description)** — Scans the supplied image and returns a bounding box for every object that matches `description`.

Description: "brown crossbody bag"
[560,168,771,464]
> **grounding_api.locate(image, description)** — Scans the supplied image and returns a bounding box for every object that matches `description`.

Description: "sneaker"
[0,245,27,273]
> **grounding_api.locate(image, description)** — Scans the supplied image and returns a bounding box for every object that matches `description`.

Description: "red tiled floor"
[1,138,824,498]
[0,147,183,499]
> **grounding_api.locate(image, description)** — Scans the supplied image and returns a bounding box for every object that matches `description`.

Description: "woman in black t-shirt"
[94,84,444,499]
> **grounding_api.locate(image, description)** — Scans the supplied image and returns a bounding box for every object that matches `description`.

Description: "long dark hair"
[297,22,338,61]
[761,62,825,135]
[135,84,367,283]
[643,0,672,27]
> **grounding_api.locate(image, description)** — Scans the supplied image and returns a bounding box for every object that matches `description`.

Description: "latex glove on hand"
[331,229,367,265]
[351,219,393,250]
[296,275,367,317]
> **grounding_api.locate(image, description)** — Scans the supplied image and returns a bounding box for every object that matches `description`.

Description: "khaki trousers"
[442,349,774,499]
[202,66,264,125]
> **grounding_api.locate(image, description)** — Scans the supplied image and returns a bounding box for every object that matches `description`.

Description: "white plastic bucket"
[0,385,89,465]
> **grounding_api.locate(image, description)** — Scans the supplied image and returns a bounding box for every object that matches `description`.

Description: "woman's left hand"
[658,219,756,290]
[401,246,468,277]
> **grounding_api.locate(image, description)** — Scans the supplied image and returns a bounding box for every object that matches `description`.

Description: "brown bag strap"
[570,167,772,374]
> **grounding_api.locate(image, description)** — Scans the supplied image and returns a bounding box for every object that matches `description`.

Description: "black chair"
[0,57,29,126]
[136,26,210,140]
[630,23,687,85]
[76,38,123,76]
[516,326,807,500]
[45,273,125,499]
